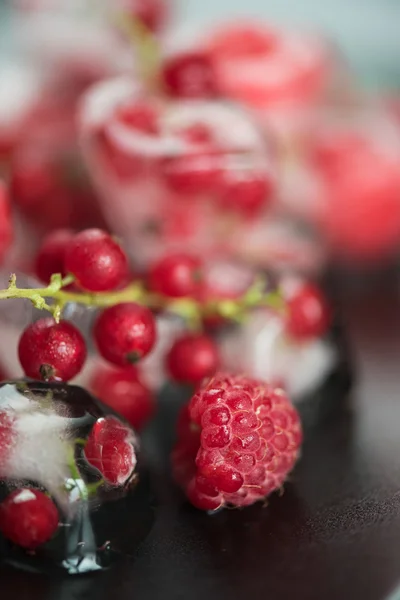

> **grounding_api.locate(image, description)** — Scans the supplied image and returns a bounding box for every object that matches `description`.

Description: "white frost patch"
[12,488,37,503]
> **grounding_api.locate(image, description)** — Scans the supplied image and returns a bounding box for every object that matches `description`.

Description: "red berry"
[162,51,218,99]
[166,334,220,385]
[171,373,302,510]
[18,318,87,382]
[35,229,74,284]
[89,366,155,430]
[0,182,13,264]
[286,284,331,340]
[125,0,167,33]
[115,103,159,135]
[148,253,203,298]
[94,303,156,366]
[84,416,137,486]
[217,167,274,215]
[64,229,129,292]
[10,157,58,211]
[160,149,223,195]
[0,489,59,550]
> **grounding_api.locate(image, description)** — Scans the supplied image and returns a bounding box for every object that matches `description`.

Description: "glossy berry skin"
[162,51,218,99]
[171,373,302,510]
[84,416,137,486]
[166,334,220,384]
[35,229,74,284]
[94,303,157,367]
[64,229,129,292]
[286,284,331,340]
[18,318,87,382]
[90,366,155,430]
[0,489,59,550]
[148,253,203,298]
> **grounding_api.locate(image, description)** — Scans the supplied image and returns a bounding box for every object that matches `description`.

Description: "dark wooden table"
[1,274,400,600]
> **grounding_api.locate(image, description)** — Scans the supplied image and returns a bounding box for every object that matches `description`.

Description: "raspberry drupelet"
[172,373,302,510]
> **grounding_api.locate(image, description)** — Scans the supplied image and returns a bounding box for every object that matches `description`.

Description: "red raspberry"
[94,303,157,366]
[18,318,87,382]
[166,333,220,385]
[148,253,203,298]
[84,416,137,486]
[162,51,218,99]
[64,229,130,292]
[0,488,59,550]
[35,228,74,284]
[89,365,155,431]
[171,373,302,510]
[286,283,331,340]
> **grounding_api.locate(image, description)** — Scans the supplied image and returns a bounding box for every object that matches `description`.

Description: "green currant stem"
[0,273,286,324]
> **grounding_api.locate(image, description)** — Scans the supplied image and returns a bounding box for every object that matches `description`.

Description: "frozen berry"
[167,334,220,384]
[115,103,159,135]
[217,167,274,215]
[64,229,129,292]
[18,318,87,382]
[35,229,74,284]
[94,303,156,366]
[148,253,203,298]
[162,51,218,98]
[286,283,331,340]
[171,373,302,510]
[84,416,137,486]
[0,488,59,550]
[90,366,155,430]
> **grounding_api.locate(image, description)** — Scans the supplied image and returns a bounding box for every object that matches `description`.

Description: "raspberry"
[84,416,137,486]
[0,489,59,550]
[162,51,218,99]
[94,303,157,366]
[171,373,302,510]
[148,253,203,298]
[64,229,130,292]
[18,318,87,382]
[166,333,220,384]
[286,283,331,340]
[89,366,155,430]
[35,229,74,284]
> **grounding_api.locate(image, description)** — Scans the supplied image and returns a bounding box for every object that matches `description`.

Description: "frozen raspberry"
[89,366,155,430]
[171,373,302,510]
[0,488,59,550]
[162,51,218,99]
[0,412,16,476]
[166,333,220,384]
[84,416,137,486]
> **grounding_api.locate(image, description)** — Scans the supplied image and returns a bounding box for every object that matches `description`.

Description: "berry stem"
[0,273,285,324]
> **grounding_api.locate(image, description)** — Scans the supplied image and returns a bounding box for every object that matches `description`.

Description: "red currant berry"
[94,303,156,366]
[0,488,59,550]
[162,51,218,99]
[18,318,87,382]
[217,167,273,215]
[64,229,130,292]
[35,229,74,284]
[286,284,331,340]
[90,366,155,430]
[10,158,58,211]
[115,103,159,135]
[148,253,203,298]
[166,333,220,384]
[126,0,167,33]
